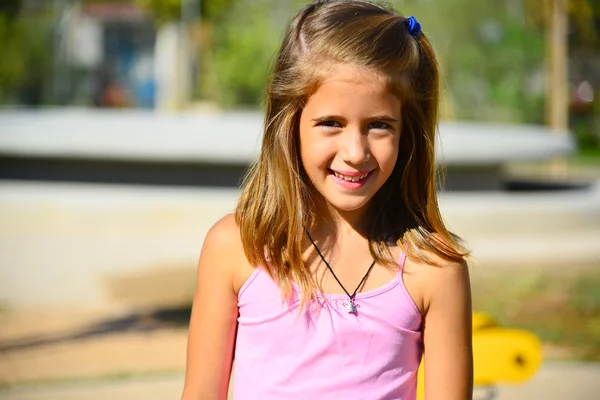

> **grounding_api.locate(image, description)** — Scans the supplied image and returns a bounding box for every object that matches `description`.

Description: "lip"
[328,168,374,190]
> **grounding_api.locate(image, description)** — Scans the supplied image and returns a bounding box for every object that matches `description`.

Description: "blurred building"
[17,0,191,109]
[79,2,156,108]
[53,1,157,108]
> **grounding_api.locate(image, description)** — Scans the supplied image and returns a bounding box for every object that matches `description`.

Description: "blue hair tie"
[406,16,421,37]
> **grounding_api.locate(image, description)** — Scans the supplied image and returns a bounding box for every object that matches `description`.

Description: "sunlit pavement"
[494,362,600,400]
[1,362,599,400]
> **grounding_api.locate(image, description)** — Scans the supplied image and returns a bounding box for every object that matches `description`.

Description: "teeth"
[333,171,369,182]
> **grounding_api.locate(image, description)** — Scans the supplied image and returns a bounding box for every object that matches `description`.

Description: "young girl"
[182,1,473,399]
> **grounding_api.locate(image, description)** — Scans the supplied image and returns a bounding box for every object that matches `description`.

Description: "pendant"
[344,301,357,314]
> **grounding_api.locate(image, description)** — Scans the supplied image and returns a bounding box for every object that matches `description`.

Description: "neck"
[311,200,372,241]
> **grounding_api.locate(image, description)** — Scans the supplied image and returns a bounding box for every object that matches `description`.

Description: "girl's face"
[299,64,401,220]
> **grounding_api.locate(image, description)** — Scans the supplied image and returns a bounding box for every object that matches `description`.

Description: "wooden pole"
[546,0,569,177]
[546,0,569,134]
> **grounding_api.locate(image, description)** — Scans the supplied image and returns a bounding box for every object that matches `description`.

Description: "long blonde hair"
[236,0,468,302]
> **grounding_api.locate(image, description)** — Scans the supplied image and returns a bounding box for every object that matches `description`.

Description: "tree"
[135,0,235,25]
[0,0,53,105]
[397,0,547,123]
[525,0,599,131]
[0,0,21,20]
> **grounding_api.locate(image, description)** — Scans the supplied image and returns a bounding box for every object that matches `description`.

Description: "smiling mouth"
[329,169,372,182]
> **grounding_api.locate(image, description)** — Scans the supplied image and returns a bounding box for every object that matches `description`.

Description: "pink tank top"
[233,253,422,399]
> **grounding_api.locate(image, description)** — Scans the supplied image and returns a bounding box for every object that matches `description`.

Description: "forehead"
[303,64,401,115]
[319,63,387,86]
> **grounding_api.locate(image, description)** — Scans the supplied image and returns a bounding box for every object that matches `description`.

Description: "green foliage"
[208,1,303,107]
[525,0,599,45]
[202,0,236,20]
[211,5,275,106]
[0,16,25,96]
[136,0,235,24]
[459,20,545,123]
[135,0,182,24]
[0,0,21,19]
[398,0,546,123]
[571,99,600,153]
[0,13,52,105]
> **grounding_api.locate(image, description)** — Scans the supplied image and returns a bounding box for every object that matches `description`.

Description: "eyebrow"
[311,115,398,123]
[311,115,343,123]
[370,116,398,123]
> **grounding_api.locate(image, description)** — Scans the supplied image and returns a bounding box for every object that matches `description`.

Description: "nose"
[340,129,370,165]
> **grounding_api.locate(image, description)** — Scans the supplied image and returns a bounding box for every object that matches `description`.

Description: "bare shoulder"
[204,213,241,247]
[408,250,469,279]
[399,245,470,317]
[200,213,254,294]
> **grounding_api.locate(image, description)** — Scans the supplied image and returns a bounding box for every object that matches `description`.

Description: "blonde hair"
[236,0,468,303]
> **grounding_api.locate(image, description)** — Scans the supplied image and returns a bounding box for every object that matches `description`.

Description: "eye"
[317,120,342,129]
[369,121,393,131]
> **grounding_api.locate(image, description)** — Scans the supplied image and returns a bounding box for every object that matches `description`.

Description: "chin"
[325,198,372,214]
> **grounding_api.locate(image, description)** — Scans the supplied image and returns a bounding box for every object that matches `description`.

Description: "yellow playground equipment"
[416,312,543,400]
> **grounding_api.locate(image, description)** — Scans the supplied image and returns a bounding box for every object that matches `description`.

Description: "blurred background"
[0,0,599,399]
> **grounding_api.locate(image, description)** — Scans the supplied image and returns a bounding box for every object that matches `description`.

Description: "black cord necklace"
[304,227,376,314]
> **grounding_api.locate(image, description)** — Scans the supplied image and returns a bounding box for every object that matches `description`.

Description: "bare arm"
[181,215,241,400]
[423,259,473,400]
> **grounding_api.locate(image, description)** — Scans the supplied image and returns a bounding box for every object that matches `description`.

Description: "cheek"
[300,133,333,169]
[299,131,315,167]
[374,138,400,171]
